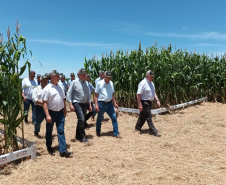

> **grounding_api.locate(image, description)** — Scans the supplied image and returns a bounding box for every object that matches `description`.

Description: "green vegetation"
[0,21,31,153]
[84,42,226,108]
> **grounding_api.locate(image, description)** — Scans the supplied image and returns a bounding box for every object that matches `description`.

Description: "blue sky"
[1,0,226,78]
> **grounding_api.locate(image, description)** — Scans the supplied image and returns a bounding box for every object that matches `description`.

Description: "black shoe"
[47,147,54,155]
[150,133,161,137]
[60,150,72,158]
[84,122,89,128]
[135,126,141,132]
[96,132,101,137]
[34,132,39,137]
[80,137,89,143]
[25,117,28,123]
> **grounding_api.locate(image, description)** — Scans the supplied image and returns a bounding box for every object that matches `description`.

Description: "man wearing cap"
[37,74,41,85]
[32,75,48,136]
[22,70,38,123]
[42,70,72,157]
[67,72,76,89]
[58,74,68,95]
[85,74,96,127]
[67,68,92,143]
[135,70,161,137]
[95,71,121,138]
[95,70,104,87]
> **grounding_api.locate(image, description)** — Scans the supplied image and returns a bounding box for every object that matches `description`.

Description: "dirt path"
[1,102,226,185]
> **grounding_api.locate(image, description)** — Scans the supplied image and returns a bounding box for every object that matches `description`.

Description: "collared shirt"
[58,80,68,94]
[22,77,38,100]
[42,83,65,111]
[67,78,91,103]
[137,78,155,101]
[95,77,103,87]
[67,78,76,88]
[32,85,44,106]
[95,79,115,102]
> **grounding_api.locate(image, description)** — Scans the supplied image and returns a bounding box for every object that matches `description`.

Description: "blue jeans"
[24,99,36,123]
[34,106,46,133]
[96,101,119,136]
[73,102,87,140]
[46,109,67,153]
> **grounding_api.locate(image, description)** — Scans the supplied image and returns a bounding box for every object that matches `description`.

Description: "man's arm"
[43,101,52,123]
[154,93,161,108]
[137,94,143,112]
[63,99,67,117]
[67,81,75,111]
[94,93,99,112]
[112,93,118,108]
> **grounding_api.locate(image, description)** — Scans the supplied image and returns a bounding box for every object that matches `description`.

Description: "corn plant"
[84,42,226,108]
[0,21,31,153]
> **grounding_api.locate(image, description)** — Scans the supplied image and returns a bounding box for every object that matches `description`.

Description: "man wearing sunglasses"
[22,70,38,124]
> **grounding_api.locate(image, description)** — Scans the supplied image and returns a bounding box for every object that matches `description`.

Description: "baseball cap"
[40,74,48,80]
[48,70,62,77]
[146,70,155,76]
[99,70,104,74]
[78,68,87,74]
[105,71,112,77]
[61,75,66,78]
[37,74,41,77]
[70,72,75,76]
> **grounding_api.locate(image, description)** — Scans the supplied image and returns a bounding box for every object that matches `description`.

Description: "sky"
[1,0,226,78]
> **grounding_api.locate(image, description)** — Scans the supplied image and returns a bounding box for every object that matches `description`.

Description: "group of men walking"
[22,68,161,157]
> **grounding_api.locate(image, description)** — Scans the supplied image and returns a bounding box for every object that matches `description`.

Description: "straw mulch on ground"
[0,102,226,185]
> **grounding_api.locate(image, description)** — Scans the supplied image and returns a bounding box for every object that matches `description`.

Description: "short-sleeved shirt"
[95,77,104,87]
[67,78,91,103]
[22,77,38,100]
[137,78,155,101]
[32,85,44,106]
[88,83,95,96]
[95,80,115,102]
[42,83,65,111]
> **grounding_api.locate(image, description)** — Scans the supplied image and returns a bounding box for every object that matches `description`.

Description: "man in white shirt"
[22,70,38,123]
[94,71,121,138]
[42,70,72,157]
[37,74,41,85]
[95,70,104,87]
[135,70,161,137]
[32,75,48,137]
[67,68,92,143]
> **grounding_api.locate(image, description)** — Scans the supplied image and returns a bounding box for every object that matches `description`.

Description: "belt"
[98,100,112,103]
[49,108,64,113]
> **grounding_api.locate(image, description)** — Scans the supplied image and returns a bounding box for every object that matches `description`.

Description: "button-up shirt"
[42,83,65,111]
[95,79,115,102]
[95,77,104,87]
[67,78,91,103]
[137,78,155,101]
[32,85,44,106]
[22,77,38,100]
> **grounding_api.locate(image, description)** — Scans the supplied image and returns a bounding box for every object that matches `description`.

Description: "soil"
[0,102,226,185]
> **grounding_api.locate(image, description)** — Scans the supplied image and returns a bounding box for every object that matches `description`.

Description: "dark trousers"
[85,101,96,122]
[135,100,158,134]
[46,109,67,153]
[73,102,87,140]
[24,99,36,123]
[34,106,46,133]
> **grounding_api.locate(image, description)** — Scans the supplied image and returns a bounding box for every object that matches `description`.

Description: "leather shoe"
[60,150,72,158]
[25,117,28,123]
[47,147,55,155]
[96,132,101,137]
[80,137,89,143]
[135,126,141,132]
[150,133,161,137]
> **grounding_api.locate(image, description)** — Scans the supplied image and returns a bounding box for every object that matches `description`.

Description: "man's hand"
[89,104,92,112]
[23,97,26,102]
[157,100,161,108]
[95,104,99,112]
[114,102,118,109]
[46,115,52,123]
[138,104,143,112]
[64,108,67,117]
[70,104,75,111]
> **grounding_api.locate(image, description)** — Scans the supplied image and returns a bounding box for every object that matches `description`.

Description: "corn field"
[84,42,226,108]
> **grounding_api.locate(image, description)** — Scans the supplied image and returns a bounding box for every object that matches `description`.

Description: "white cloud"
[146,31,226,40]
[28,39,121,48]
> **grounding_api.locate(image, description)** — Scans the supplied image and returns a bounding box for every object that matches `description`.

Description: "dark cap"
[40,75,48,80]
[78,68,87,74]
[146,70,155,76]
[37,74,41,77]
[105,71,112,77]
[48,70,62,77]
[99,70,104,74]
[61,75,66,78]
[70,72,75,76]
